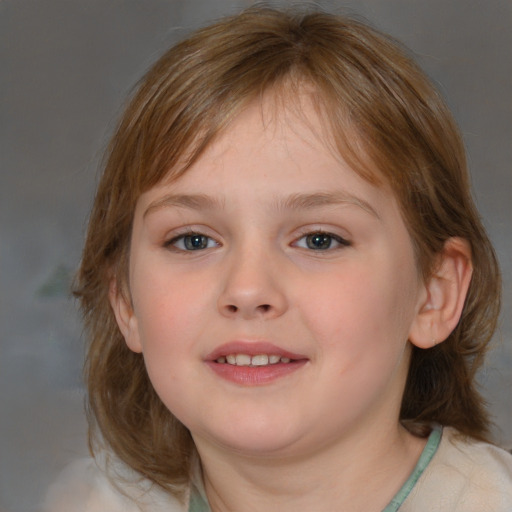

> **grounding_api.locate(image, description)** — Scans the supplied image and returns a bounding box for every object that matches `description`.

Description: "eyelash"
[164,230,350,253]
[293,230,351,251]
[164,232,219,252]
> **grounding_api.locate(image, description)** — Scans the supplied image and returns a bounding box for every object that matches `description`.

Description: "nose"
[217,246,288,320]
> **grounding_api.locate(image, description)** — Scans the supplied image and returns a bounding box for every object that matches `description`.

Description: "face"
[113,95,428,460]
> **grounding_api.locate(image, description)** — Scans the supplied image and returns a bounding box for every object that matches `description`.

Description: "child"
[45,6,512,511]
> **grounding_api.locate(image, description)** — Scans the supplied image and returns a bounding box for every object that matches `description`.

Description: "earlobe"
[409,238,473,349]
[109,279,143,353]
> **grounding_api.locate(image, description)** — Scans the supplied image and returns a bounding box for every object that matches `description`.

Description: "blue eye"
[295,232,350,251]
[167,233,218,251]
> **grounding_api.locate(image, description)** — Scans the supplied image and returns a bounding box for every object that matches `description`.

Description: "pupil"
[185,234,207,250]
[307,233,331,250]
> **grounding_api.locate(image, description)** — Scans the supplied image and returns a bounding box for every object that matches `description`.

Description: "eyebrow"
[277,192,380,218]
[143,191,379,219]
[143,193,225,218]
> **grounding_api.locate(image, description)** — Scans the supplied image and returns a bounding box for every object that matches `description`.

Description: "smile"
[206,343,308,386]
[216,354,292,366]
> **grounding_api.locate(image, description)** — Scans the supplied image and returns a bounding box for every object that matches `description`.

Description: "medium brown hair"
[75,6,501,495]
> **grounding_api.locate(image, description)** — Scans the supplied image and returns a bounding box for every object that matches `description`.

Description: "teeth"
[251,354,268,366]
[235,354,251,366]
[216,354,293,366]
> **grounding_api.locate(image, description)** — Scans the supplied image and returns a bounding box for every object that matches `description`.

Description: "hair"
[75,6,501,496]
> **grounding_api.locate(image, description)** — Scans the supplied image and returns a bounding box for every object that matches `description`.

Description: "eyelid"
[292,229,351,250]
[163,228,221,252]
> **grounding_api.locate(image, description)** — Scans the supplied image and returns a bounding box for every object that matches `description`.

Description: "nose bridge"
[218,237,287,319]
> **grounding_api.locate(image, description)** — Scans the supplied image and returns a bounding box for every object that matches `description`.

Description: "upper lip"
[205,341,308,362]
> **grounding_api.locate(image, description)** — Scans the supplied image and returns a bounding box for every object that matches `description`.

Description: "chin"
[195,416,304,458]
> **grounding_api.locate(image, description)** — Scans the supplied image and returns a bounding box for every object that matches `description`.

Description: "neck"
[194,422,426,512]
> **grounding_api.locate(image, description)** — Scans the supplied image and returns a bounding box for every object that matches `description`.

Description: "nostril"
[221,303,276,316]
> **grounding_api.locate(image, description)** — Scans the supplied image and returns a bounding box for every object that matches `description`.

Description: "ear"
[109,279,143,353]
[409,237,473,349]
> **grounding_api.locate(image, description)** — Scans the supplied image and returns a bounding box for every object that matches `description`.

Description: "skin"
[112,93,472,511]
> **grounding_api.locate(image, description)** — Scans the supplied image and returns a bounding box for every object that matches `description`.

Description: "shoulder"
[403,427,512,512]
[43,454,188,512]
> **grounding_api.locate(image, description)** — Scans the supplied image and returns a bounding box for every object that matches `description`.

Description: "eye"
[294,231,350,251]
[166,233,219,251]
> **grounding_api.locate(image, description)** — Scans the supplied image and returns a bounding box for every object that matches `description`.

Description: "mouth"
[206,342,308,386]
[215,354,293,366]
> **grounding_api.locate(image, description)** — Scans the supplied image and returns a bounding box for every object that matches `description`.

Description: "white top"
[43,452,188,511]
[44,427,512,511]
[401,427,512,511]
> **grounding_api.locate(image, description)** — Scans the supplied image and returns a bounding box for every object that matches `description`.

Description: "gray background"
[1,1,510,510]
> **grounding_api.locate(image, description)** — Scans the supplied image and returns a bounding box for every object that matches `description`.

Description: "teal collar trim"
[382,425,442,511]
[188,487,210,512]
[188,457,211,512]
[188,426,443,512]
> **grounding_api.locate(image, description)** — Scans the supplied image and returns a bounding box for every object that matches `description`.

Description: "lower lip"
[205,360,307,386]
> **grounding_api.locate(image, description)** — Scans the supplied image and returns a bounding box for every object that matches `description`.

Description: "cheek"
[131,258,212,337]
[130,281,210,417]
[130,274,220,414]
[302,263,417,357]
[136,289,203,350]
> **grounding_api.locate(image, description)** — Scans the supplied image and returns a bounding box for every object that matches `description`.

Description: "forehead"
[136,93,399,225]
[161,87,380,188]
